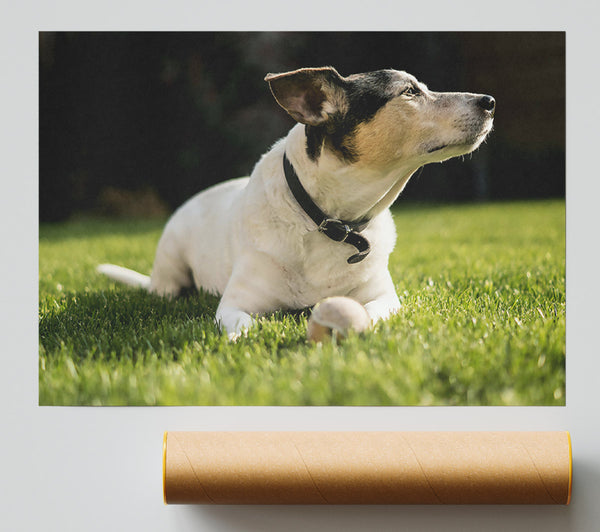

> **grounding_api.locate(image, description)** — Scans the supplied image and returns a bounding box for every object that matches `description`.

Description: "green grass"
[39,200,565,406]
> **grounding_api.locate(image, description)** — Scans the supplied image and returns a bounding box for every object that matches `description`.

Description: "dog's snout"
[478,94,496,113]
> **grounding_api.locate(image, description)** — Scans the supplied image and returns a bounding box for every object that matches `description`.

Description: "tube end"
[567,431,572,505]
[163,431,168,505]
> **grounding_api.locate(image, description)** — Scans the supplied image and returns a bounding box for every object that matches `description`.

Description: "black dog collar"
[283,153,371,264]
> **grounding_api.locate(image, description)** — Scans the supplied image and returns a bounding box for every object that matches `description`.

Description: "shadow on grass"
[39,286,313,360]
[39,288,221,359]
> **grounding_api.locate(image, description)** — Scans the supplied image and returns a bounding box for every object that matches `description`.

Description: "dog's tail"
[97,264,151,290]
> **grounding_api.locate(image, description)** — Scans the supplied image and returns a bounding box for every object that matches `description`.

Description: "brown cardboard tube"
[163,431,572,505]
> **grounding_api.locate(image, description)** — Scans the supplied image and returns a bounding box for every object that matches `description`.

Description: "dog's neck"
[285,125,419,222]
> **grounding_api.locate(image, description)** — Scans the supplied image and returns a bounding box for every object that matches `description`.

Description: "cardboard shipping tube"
[163,431,572,505]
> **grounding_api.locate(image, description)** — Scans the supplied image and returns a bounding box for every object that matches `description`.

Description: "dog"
[98,66,495,339]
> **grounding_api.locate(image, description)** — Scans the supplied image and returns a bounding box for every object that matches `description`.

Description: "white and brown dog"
[99,67,495,339]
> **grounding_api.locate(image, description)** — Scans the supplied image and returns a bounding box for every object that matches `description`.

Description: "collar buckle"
[318,218,352,242]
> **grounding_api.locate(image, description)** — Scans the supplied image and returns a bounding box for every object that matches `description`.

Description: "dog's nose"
[478,95,496,113]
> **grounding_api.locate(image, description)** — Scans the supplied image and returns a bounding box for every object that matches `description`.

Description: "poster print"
[39,32,565,406]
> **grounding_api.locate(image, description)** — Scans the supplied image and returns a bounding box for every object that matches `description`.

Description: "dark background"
[39,32,565,222]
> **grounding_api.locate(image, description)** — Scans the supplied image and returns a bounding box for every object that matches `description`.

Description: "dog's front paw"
[364,297,401,324]
[215,306,254,342]
[226,327,250,342]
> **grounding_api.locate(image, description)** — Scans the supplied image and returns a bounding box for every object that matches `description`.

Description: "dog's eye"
[403,85,421,97]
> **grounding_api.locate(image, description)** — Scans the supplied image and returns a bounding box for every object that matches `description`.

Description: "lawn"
[39,200,565,406]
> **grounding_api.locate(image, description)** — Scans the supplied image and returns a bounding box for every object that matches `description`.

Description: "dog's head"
[265,67,494,172]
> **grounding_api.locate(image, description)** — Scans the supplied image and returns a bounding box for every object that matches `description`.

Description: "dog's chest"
[279,232,371,307]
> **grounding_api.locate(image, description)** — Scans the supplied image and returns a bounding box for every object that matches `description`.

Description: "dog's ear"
[265,67,347,126]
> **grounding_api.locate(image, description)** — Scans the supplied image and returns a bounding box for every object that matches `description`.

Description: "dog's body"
[99,67,494,339]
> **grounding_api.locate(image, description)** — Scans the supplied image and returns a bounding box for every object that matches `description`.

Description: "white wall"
[3,2,600,531]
